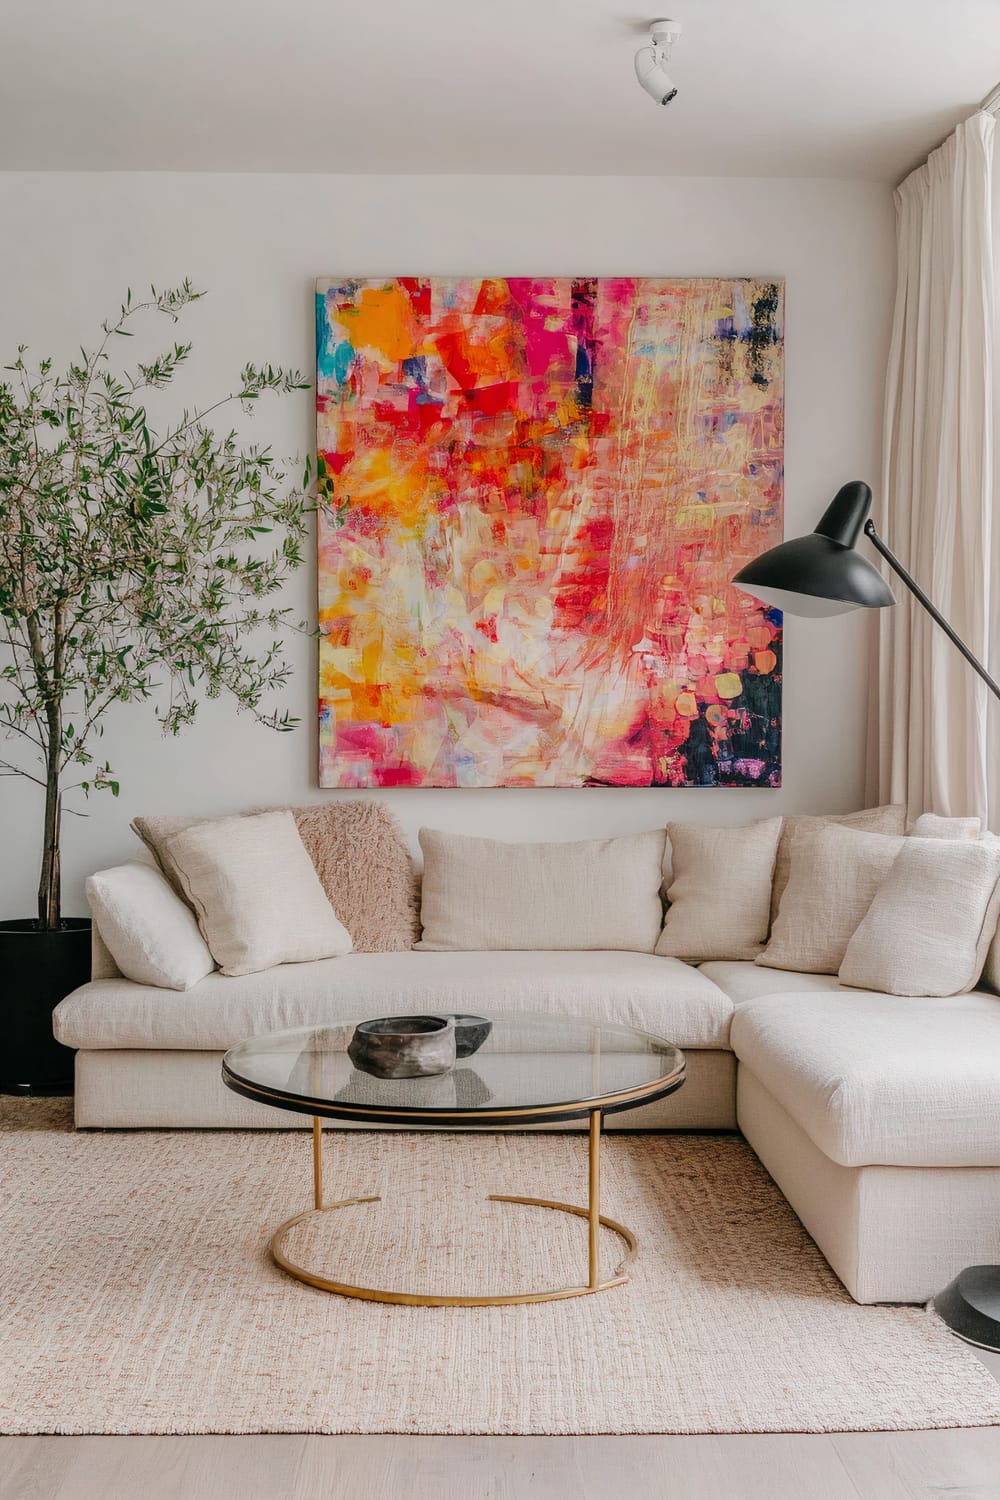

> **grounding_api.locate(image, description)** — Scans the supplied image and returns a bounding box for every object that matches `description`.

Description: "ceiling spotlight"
[635,19,682,106]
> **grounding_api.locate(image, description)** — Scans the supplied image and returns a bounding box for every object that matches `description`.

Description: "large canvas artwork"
[316,276,783,788]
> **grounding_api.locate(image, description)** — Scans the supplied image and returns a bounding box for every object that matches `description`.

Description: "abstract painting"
[316,276,783,788]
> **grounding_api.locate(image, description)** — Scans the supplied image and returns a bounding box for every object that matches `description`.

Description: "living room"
[2,1,1000,1496]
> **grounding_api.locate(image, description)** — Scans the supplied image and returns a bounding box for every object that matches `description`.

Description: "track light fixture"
[635,19,683,107]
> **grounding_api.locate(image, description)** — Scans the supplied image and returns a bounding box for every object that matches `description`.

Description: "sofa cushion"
[770,804,906,925]
[417,829,666,953]
[655,817,782,962]
[162,811,353,976]
[698,961,847,1006]
[54,950,733,1053]
[730,989,1000,1167]
[839,835,1000,997]
[756,824,905,975]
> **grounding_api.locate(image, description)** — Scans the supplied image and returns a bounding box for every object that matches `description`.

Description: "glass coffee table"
[222,1013,684,1307]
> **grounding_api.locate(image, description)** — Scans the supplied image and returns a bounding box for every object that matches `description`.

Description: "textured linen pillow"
[756,823,905,975]
[132,800,417,952]
[910,812,982,839]
[85,861,215,991]
[769,804,906,926]
[162,810,353,976]
[416,829,666,952]
[840,836,1000,996]
[655,818,783,963]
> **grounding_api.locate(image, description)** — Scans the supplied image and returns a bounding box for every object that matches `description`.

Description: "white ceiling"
[1,0,997,179]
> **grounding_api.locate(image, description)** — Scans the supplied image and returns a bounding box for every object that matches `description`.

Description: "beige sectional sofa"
[54,934,1000,1308]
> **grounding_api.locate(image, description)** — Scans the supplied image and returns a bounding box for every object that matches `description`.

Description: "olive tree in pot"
[0,282,311,1092]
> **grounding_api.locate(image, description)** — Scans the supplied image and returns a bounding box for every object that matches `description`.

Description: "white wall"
[0,172,895,917]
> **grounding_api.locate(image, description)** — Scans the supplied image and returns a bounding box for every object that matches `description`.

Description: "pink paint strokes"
[316,276,783,788]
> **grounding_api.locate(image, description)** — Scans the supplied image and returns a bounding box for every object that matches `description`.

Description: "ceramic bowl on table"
[348,1015,456,1079]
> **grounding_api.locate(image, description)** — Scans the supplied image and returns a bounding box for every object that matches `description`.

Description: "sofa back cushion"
[655,818,783,963]
[769,804,905,926]
[756,823,905,975]
[162,810,353,976]
[132,800,418,952]
[840,836,1000,996]
[416,828,666,952]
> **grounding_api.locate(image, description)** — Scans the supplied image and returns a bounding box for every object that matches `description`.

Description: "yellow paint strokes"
[342,449,427,531]
[675,691,699,717]
[335,285,417,361]
[715,672,743,699]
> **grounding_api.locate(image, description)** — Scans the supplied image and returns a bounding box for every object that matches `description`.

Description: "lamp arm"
[863,519,1000,703]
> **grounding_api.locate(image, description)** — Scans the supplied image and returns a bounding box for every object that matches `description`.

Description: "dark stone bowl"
[348,1015,456,1079]
[449,1014,493,1058]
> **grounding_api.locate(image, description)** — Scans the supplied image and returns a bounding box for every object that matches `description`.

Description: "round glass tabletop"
[222,1012,685,1126]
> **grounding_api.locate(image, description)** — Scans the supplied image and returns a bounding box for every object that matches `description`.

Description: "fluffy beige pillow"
[417,829,666,952]
[756,823,905,975]
[162,810,353,976]
[769,804,905,926]
[132,801,418,952]
[655,818,783,963]
[840,837,1000,996]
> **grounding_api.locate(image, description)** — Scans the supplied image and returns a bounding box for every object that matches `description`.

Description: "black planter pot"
[0,918,91,1095]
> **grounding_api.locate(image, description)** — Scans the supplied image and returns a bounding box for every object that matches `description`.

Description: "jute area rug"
[2,1098,998,1436]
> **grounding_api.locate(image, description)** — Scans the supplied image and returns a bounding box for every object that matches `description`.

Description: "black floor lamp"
[733,479,1000,1351]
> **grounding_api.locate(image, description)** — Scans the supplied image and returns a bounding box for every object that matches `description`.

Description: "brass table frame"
[270,1108,638,1306]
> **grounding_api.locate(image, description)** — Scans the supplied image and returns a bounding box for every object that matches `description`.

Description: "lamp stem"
[863,520,1000,703]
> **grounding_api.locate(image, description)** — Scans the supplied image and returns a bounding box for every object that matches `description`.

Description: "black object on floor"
[0,918,89,1095]
[935,1265,1000,1352]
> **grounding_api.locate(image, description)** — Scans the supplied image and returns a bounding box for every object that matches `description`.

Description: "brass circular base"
[270,1192,638,1306]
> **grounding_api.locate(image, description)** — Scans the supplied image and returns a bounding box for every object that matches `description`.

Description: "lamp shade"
[732,481,896,618]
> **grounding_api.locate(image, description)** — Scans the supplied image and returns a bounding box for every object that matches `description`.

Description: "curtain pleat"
[869,112,996,826]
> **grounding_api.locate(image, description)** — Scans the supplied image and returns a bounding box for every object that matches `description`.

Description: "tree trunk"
[37,711,62,931]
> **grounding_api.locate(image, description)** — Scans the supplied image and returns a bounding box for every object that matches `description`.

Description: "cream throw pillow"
[840,836,1000,996]
[162,810,353,976]
[769,804,905,926]
[756,823,905,975]
[417,829,666,952]
[910,812,982,839]
[655,818,782,963]
[85,861,215,991]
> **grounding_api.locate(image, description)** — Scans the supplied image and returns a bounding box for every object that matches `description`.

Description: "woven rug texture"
[2,1098,999,1436]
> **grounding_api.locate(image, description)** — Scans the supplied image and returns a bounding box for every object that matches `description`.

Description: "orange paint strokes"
[334,284,418,362]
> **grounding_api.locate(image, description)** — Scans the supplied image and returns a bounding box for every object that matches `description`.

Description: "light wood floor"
[2,1350,998,1500]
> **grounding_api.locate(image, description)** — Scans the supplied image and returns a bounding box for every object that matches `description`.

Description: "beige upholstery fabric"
[54,949,733,1052]
[698,960,847,1006]
[73,1047,738,1131]
[769,804,906,924]
[133,802,418,952]
[840,836,1000,996]
[85,861,215,991]
[417,829,666,952]
[730,987,1000,1166]
[655,818,782,963]
[163,811,353,977]
[910,812,981,839]
[738,1066,1000,1304]
[757,823,905,975]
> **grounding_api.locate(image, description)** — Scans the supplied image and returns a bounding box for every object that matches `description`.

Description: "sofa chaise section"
[54,948,737,1130]
[729,984,1000,1303]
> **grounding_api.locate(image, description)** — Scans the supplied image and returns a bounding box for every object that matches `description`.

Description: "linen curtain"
[869,111,997,826]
